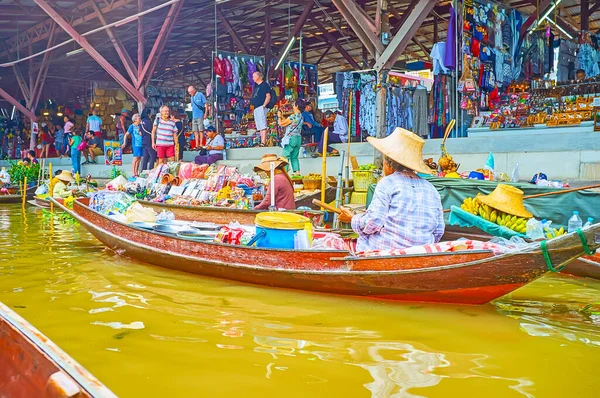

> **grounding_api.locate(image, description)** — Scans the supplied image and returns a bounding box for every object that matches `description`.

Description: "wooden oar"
[443,183,600,213]
[312,199,341,214]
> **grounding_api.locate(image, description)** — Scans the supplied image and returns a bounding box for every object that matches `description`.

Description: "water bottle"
[302,147,307,158]
[567,211,583,233]
[583,217,594,229]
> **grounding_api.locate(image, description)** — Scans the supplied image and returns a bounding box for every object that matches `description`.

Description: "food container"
[302,178,322,191]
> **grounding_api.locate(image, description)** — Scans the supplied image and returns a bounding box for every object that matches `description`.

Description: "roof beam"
[137,0,184,90]
[520,0,553,40]
[33,0,146,104]
[3,43,30,101]
[310,16,361,70]
[0,88,37,121]
[374,0,437,71]
[331,0,383,58]
[218,8,250,54]
[30,23,57,110]
[315,44,333,65]
[91,0,139,86]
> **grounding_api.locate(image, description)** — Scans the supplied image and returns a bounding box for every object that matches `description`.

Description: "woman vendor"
[339,128,445,251]
[52,170,75,198]
[254,154,296,210]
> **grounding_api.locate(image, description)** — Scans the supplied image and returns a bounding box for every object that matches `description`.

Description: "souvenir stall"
[91,85,138,138]
[332,70,432,140]
[145,85,186,117]
[211,51,266,142]
[276,61,318,100]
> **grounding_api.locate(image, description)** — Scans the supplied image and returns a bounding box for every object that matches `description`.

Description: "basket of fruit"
[302,173,322,191]
[352,164,377,192]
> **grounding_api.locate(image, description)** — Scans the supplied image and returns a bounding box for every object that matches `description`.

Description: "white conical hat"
[367,128,432,174]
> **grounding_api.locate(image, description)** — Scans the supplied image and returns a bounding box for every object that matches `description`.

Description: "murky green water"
[1,205,599,397]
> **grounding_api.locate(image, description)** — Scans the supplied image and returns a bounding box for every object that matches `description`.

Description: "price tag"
[169,186,185,196]
[183,180,198,196]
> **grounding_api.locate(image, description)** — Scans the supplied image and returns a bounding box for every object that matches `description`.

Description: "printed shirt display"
[351,172,445,251]
[154,118,177,147]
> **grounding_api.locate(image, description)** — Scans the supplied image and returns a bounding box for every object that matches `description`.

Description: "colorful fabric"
[351,171,445,252]
[356,239,502,257]
[153,118,177,146]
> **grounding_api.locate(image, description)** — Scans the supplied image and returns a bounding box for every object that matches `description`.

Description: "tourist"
[302,102,323,143]
[251,71,271,146]
[576,69,587,81]
[338,128,444,251]
[52,170,74,198]
[253,154,295,210]
[140,109,157,171]
[63,116,74,157]
[171,109,186,161]
[26,150,39,165]
[188,85,206,149]
[278,99,305,175]
[40,123,53,158]
[84,131,104,165]
[151,105,178,165]
[86,109,103,135]
[116,109,129,149]
[69,130,83,176]
[312,110,346,157]
[54,125,64,158]
[194,126,224,165]
[124,113,143,177]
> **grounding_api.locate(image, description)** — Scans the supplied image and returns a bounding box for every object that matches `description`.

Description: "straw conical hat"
[366,128,432,174]
[254,154,288,173]
[478,184,533,218]
[55,170,74,183]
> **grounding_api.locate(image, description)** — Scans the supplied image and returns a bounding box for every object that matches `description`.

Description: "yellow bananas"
[545,227,566,239]
[460,196,530,234]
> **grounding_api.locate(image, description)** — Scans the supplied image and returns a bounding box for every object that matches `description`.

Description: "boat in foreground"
[0,186,36,204]
[52,198,600,305]
[0,302,116,397]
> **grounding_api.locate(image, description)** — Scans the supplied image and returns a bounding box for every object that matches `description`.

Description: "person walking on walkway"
[86,109,103,135]
[251,71,271,146]
[151,106,178,165]
[68,130,83,176]
[278,99,305,174]
[188,85,206,149]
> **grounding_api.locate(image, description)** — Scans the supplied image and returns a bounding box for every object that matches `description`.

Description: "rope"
[576,229,594,255]
[540,240,563,272]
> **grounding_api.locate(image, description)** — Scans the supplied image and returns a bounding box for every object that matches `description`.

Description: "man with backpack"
[251,71,276,146]
[188,85,207,150]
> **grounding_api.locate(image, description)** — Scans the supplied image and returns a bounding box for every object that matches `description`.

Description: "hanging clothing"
[444,6,457,70]
[413,88,429,137]
[431,43,449,75]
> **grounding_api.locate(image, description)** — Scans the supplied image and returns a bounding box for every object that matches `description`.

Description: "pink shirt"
[64,121,74,134]
[255,173,296,210]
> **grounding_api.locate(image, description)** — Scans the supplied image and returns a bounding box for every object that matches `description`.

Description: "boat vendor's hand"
[206,146,212,150]
[338,208,354,223]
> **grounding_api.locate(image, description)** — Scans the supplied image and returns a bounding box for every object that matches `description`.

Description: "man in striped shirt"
[151,105,177,164]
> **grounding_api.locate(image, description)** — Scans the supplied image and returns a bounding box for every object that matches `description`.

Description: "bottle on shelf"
[583,217,594,229]
[567,211,583,233]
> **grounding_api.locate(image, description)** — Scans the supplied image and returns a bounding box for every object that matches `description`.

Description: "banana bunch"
[496,213,528,234]
[545,227,566,239]
[460,196,481,215]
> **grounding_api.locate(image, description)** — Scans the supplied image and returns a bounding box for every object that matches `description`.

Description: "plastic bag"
[106,175,128,190]
[155,210,175,221]
[35,185,48,195]
[178,162,194,180]
[89,191,135,215]
[0,169,11,185]
[125,202,156,223]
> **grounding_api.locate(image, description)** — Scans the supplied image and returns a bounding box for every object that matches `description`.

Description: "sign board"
[32,122,39,136]
[104,140,122,166]
[318,83,334,96]
[593,97,600,107]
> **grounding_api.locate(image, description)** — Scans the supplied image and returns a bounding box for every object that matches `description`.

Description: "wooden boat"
[28,195,51,208]
[139,199,325,225]
[0,302,116,397]
[443,225,600,280]
[50,197,600,305]
[0,185,36,203]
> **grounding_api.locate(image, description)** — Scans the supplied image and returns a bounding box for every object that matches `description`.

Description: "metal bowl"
[153,224,197,235]
[129,221,156,231]
[155,219,192,227]
[190,221,221,230]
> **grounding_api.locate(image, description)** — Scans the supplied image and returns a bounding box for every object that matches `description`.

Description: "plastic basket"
[350,192,368,205]
[351,171,377,192]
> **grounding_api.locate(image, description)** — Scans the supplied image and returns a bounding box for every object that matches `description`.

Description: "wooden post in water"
[48,163,53,212]
[22,176,27,208]
[320,127,329,207]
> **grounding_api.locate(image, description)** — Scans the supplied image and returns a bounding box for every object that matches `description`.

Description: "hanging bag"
[458,55,477,93]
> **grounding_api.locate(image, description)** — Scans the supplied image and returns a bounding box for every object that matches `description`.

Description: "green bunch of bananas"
[545,227,566,239]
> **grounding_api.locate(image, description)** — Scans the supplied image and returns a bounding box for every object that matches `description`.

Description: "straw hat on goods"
[366,127,432,174]
[254,154,289,173]
[55,170,74,183]
[478,184,533,218]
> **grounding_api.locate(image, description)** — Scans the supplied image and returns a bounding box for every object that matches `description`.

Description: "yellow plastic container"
[351,170,377,192]
[350,192,368,205]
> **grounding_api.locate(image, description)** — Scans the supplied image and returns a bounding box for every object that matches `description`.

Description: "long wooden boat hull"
[139,200,325,225]
[1,302,116,397]
[443,226,600,280]
[52,198,600,305]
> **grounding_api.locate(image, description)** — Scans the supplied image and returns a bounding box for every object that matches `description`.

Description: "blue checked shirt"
[351,171,445,251]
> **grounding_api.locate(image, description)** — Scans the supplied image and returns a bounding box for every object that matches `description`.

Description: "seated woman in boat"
[339,128,444,251]
[52,170,75,198]
[254,154,296,211]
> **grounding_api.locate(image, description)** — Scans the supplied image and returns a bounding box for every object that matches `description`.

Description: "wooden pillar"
[581,0,590,32]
